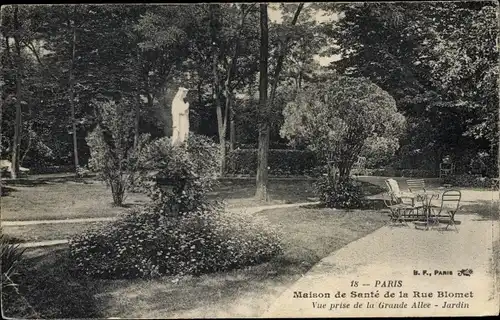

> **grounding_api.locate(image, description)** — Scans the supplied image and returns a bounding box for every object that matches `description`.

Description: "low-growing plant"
[69,207,283,279]
[315,175,363,209]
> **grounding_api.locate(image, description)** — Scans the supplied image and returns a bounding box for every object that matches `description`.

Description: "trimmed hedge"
[359,168,436,178]
[226,149,319,176]
[443,174,496,189]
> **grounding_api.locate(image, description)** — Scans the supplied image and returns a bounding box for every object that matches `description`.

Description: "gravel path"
[264,213,499,317]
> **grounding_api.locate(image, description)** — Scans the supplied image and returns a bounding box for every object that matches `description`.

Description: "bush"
[443,174,495,189]
[226,149,318,176]
[70,133,282,279]
[139,134,221,214]
[86,99,150,206]
[360,168,435,178]
[69,207,282,279]
[315,176,363,209]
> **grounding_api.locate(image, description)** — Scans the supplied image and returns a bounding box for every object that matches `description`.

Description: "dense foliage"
[226,148,318,176]
[1,3,497,180]
[71,133,283,278]
[321,2,498,175]
[315,176,363,209]
[443,174,496,189]
[281,76,406,181]
[138,134,221,214]
[69,207,282,279]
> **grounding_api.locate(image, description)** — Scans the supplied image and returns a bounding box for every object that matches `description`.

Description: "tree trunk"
[196,80,203,132]
[68,7,79,174]
[214,58,226,176]
[210,5,227,176]
[255,3,304,200]
[229,103,235,151]
[269,3,304,105]
[133,47,141,149]
[11,6,23,179]
[255,3,270,201]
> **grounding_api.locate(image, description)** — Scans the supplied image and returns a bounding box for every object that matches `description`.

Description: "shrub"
[86,99,150,206]
[139,134,221,214]
[314,175,363,209]
[226,149,318,176]
[443,174,495,189]
[360,168,436,178]
[280,76,405,182]
[71,133,283,279]
[69,207,282,279]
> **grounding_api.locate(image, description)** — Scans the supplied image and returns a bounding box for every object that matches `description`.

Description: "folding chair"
[429,190,461,232]
[406,178,427,211]
[383,192,413,227]
[407,179,426,193]
[385,179,414,203]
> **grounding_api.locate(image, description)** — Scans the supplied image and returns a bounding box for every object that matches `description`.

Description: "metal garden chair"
[383,192,413,227]
[407,179,426,193]
[429,189,461,232]
[384,179,422,225]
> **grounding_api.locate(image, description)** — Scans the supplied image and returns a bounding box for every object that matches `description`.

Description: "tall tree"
[68,5,79,172]
[321,2,498,174]
[255,3,269,200]
[11,5,23,178]
[255,3,304,200]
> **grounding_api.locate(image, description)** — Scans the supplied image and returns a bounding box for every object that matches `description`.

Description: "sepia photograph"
[1,2,499,318]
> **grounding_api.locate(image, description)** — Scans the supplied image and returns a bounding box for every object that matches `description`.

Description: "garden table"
[413,190,442,230]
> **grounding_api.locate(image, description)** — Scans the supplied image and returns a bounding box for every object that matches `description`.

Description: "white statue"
[171,87,190,146]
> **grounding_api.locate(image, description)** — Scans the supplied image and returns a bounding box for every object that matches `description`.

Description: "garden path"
[263,213,499,317]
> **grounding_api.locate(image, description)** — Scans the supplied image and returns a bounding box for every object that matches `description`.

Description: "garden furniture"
[406,179,426,193]
[412,190,442,230]
[439,158,454,178]
[383,192,413,227]
[384,179,423,223]
[385,179,417,205]
[427,189,461,232]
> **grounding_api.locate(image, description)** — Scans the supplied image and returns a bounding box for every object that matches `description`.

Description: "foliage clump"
[138,134,221,214]
[69,207,282,279]
[70,134,282,279]
[314,176,363,209]
[281,76,405,207]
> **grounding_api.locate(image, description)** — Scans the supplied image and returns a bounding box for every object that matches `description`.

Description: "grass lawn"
[2,221,110,243]
[1,176,385,222]
[460,201,499,220]
[1,180,149,221]
[2,206,388,319]
[1,178,320,221]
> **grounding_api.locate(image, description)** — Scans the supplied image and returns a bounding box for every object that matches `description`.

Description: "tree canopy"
[1,3,497,180]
